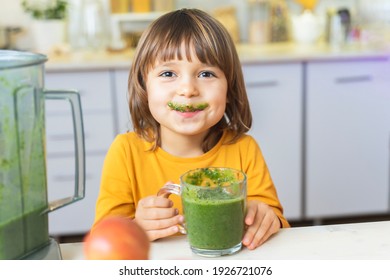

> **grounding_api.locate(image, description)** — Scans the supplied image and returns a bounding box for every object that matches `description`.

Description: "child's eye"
[199,71,216,78]
[159,71,176,77]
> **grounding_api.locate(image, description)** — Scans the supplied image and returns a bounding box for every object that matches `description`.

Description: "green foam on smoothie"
[183,168,240,201]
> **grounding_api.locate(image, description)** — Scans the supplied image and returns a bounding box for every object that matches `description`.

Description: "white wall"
[0,0,34,49]
[0,1,30,26]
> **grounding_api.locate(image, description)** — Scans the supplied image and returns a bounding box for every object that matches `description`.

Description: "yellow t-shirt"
[94,131,290,228]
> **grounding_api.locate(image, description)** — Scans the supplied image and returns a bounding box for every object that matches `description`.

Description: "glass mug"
[157,167,247,257]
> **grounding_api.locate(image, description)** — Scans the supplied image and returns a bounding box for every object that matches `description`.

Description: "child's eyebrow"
[155,61,177,67]
[154,60,217,68]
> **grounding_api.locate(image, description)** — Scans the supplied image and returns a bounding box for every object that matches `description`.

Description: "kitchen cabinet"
[45,155,104,235]
[305,58,390,218]
[242,63,303,220]
[45,70,116,235]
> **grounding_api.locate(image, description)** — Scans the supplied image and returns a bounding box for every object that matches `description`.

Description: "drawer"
[242,63,303,89]
[45,71,112,113]
[307,59,389,85]
[47,155,105,235]
[45,112,114,155]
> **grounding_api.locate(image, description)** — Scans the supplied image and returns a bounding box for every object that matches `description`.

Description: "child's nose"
[177,80,199,98]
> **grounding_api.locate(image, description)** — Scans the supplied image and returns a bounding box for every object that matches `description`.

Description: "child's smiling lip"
[167,102,209,112]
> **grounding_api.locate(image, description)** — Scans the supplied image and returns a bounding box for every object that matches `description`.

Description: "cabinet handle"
[335,75,372,84]
[49,134,74,141]
[53,173,93,181]
[49,133,89,141]
[246,80,279,88]
[53,175,76,181]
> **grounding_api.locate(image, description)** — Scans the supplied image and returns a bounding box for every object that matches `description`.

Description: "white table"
[60,220,390,260]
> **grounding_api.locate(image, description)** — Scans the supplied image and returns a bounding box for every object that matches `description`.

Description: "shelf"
[111,12,165,23]
[109,12,166,50]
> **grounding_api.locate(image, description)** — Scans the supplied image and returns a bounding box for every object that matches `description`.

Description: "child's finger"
[140,195,173,208]
[142,207,179,220]
[244,200,258,226]
[251,217,280,249]
[146,225,181,241]
[141,214,184,231]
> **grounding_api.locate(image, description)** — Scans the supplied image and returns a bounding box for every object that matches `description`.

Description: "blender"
[0,50,85,259]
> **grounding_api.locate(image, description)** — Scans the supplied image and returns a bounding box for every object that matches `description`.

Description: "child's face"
[145,49,228,141]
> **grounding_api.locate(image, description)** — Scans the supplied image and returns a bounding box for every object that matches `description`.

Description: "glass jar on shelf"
[268,0,289,43]
[248,0,270,44]
[153,0,175,12]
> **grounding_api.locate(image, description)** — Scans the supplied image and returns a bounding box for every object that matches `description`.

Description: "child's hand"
[134,195,184,241]
[242,200,281,250]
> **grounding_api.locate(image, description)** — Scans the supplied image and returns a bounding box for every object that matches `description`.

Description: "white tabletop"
[60,220,390,260]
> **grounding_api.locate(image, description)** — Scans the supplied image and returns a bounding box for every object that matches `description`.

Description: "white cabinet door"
[243,63,303,220]
[45,71,115,235]
[306,59,390,218]
[112,69,133,134]
[45,71,113,114]
[47,155,105,235]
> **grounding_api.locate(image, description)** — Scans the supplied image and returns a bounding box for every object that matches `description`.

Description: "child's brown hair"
[128,8,252,151]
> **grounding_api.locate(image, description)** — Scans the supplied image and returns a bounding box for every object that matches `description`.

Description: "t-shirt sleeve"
[93,135,136,228]
[243,136,290,228]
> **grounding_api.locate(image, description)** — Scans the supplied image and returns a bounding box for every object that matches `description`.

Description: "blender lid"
[0,50,47,70]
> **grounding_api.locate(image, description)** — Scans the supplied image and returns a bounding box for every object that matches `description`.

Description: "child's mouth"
[167,102,209,112]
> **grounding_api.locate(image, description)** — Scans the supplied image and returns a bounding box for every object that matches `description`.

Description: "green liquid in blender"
[0,71,50,260]
[0,208,49,260]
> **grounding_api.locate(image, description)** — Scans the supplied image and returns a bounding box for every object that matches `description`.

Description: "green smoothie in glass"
[158,167,247,257]
[182,195,245,250]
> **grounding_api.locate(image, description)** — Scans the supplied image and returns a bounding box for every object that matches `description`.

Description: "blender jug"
[0,50,85,259]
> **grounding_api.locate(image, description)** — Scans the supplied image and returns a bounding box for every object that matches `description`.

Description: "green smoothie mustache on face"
[157,167,247,257]
[167,102,209,112]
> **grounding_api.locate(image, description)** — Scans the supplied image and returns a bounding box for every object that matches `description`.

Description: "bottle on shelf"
[110,0,130,14]
[131,0,151,13]
[248,0,270,44]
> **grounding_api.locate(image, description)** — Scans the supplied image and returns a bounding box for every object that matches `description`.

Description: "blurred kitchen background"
[1,0,390,52]
[1,0,390,243]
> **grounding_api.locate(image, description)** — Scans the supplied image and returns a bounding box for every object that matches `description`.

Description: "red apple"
[83,216,150,260]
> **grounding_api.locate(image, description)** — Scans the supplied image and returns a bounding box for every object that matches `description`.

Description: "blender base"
[22,238,62,260]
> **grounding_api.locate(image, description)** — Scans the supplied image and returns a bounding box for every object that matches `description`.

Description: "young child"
[94,8,289,250]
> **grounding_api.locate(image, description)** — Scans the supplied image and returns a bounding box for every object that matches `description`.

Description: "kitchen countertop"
[60,220,390,260]
[45,42,390,72]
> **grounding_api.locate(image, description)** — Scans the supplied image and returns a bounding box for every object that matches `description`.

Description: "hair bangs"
[145,15,222,69]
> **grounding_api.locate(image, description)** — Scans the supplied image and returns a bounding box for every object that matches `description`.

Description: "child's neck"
[160,130,207,158]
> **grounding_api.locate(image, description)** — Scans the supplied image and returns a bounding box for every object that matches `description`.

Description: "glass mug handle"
[157,184,187,234]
